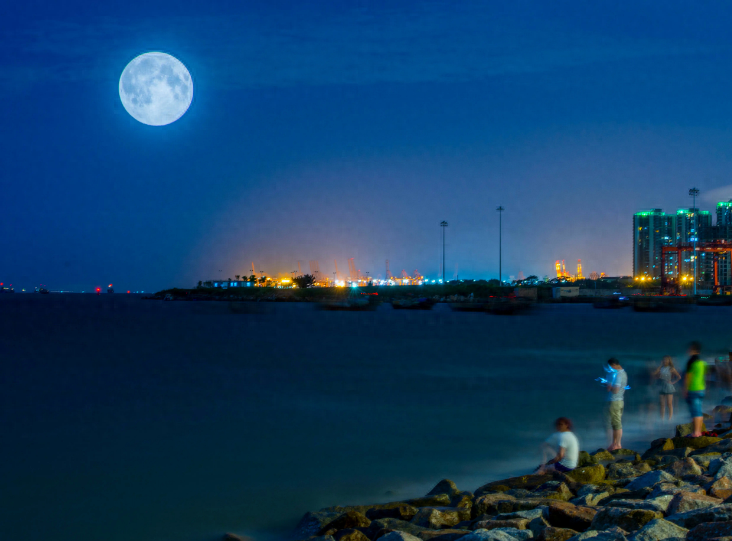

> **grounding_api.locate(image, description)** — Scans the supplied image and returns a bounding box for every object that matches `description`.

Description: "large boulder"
[591,450,615,462]
[475,473,564,497]
[320,511,372,534]
[589,508,662,532]
[624,471,676,492]
[629,518,688,541]
[495,509,544,521]
[366,519,429,539]
[452,493,474,510]
[537,527,578,541]
[379,533,422,541]
[687,520,732,541]
[607,463,642,481]
[334,530,370,541]
[405,495,452,508]
[666,491,723,515]
[605,499,669,514]
[566,465,606,484]
[546,501,597,531]
[294,511,343,539]
[367,504,420,521]
[642,439,675,460]
[642,495,675,514]
[570,492,611,507]
[666,503,732,529]
[427,480,460,498]
[578,452,598,467]
[471,518,529,531]
[671,436,721,450]
[710,477,732,499]
[529,516,551,536]
[676,421,707,438]
[689,452,721,468]
[533,482,574,501]
[472,495,516,518]
[410,508,463,529]
[699,439,732,455]
[663,457,703,478]
[458,529,521,541]
[566,528,628,541]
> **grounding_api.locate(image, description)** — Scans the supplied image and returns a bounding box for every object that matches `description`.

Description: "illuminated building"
[633,209,676,279]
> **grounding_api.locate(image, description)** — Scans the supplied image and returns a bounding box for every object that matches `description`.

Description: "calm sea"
[2,294,731,541]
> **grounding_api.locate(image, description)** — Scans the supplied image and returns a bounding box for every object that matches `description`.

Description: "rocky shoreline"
[275,401,732,541]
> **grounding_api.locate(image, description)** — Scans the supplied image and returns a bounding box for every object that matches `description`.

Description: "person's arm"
[546,446,566,465]
[651,367,661,378]
[671,368,681,384]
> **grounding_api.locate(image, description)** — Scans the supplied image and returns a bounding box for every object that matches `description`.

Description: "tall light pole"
[497,206,505,284]
[689,187,700,296]
[440,221,448,283]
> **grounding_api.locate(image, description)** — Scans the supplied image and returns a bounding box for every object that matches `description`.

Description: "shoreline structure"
[278,401,732,541]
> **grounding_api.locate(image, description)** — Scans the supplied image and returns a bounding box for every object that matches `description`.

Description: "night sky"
[5,1,732,292]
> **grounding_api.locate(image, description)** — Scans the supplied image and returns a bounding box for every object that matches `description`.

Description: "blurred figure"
[604,358,627,451]
[684,341,706,437]
[652,356,681,421]
[537,417,579,474]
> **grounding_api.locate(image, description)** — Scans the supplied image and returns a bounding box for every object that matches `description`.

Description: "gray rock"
[567,528,628,541]
[496,509,544,521]
[702,439,732,455]
[717,457,732,480]
[628,518,688,541]
[576,485,602,498]
[625,471,676,492]
[529,516,551,536]
[491,527,534,540]
[666,491,722,515]
[570,493,611,507]
[646,484,681,500]
[643,495,675,514]
[666,503,732,529]
[427,479,460,497]
[590,508,662,532]
[293,511,341,539]
[507,489,534,498]
[663,457,702,478]
[688,452,721,468]
[654,456,680,467]
[378,533,422,541]
[458,529,519,541]
[605,499,668,514]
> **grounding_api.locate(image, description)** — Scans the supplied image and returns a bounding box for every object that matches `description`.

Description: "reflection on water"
[2,296,732,541]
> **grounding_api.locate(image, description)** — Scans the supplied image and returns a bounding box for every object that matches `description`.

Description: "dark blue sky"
[4,1,732,291]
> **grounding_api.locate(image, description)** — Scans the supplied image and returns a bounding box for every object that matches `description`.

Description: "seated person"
[536,417,579,474]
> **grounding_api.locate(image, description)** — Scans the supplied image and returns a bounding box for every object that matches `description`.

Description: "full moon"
[119,52,193,126]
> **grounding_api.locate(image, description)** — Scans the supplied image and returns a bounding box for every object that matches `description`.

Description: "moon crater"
[119,52,193,126]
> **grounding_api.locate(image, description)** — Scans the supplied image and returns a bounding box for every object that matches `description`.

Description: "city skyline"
[7,3,732,291]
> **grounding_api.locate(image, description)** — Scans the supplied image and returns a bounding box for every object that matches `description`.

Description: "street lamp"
[440,221,448,283]
[689,187,699,296]
[497,206,505,284]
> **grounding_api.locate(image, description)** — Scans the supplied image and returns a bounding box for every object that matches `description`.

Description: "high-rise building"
[676,208,712,280]
[714,201,732,285]
[633,209,676,279]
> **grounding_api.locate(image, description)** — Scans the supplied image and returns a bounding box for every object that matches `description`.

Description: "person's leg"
[608,401,623,450]
[689,392,704,437]
[613,429,623,449]
[667,394,674,421]
[660,394,666,420]
[692,416,703,437]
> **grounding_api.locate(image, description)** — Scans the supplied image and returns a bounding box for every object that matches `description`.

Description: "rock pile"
[289,415,732,541]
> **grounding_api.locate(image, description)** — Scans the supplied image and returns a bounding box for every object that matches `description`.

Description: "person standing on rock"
[605,358,627,451]
[653,356,681,421]
[537,417,579,474]
[684,341,706,438]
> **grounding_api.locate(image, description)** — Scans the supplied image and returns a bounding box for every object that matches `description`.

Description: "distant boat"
[39,288,49,294]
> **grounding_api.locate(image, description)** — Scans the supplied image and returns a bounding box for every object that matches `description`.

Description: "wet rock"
[578,452,598,467]
[589,508,661,532]
[366,519,430,539]
[475,473,563,497]
[295,511,342,539]
[676,421,707,438]
[666,503,732,529]
[320,511,372,534]
[642,439,675,460]
[470,518,529,531]
[711,477,732,499]
[472,494,516,518]
[629,518,688,541]
[418,530,471,541]
[566,528,628,540]
[546,501,597,531]
[533,482,574,501]
[411,508,462,529]
[334,530,371,541]
[405,495,452,508]
[624,471,676,492]
[592,450,616,462]
[379,533,422,541]
[566,465,606,484]
[687,521,732,541]
[690,452,721,468]
[671,436,721,450]
[663,457,702,478]
[427,480,460,498]
[537,526,578,540]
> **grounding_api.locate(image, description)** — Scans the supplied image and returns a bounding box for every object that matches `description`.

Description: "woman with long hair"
[653,356,681,421]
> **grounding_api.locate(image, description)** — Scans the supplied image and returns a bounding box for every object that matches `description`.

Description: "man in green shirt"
[684,341,706,438]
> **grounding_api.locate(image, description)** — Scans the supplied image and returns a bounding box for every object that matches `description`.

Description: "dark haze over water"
[2,294,731,541]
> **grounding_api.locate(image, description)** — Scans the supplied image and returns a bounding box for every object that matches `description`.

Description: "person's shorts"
[554,463,573,473]
[605,400,624,430]
[687,391,705,418]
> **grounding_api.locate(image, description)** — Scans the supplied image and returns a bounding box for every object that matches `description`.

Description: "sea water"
[2,294,731,541]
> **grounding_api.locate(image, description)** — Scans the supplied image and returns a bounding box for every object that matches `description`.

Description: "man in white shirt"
[537,417,579,473]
